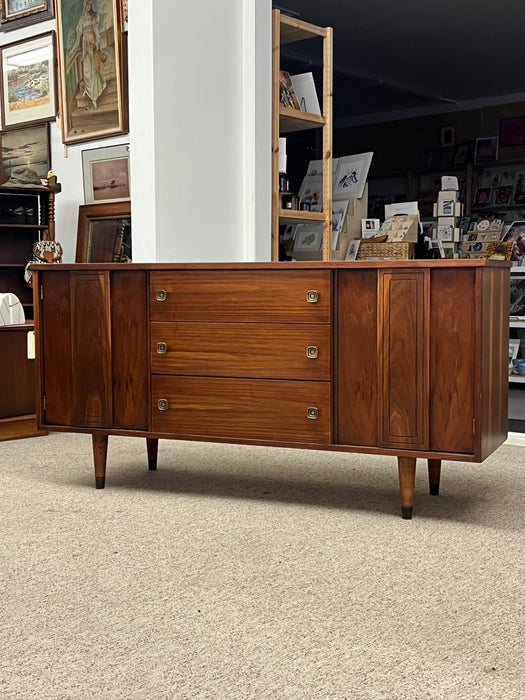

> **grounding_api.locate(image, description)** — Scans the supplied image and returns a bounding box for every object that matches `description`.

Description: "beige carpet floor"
[0,432,524,699]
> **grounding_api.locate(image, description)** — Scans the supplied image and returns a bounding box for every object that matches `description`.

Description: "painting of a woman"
[55,0,127,143]
[70,0,106,109]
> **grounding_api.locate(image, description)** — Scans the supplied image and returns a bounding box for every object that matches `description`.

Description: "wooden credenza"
[32,260,510,518]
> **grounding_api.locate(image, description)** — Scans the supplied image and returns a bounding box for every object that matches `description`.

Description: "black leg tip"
[401,506,413,520]
[429,483,440,496]
[95,477,105,489]
[148,459,157,471]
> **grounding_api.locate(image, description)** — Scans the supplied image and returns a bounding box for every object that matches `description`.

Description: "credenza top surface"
[32,260,511,272]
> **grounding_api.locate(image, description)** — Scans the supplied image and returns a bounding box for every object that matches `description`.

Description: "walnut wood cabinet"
[32,260,510,518]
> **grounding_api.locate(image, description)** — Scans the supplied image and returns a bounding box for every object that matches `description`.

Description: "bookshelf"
[271,9,333,261]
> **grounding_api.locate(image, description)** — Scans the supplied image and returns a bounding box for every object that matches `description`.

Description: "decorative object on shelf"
[356,239,415,260]
[333,152,373,200]
[0,292,24,325]
[474,136,499,164]
[289,72,321,114]
[55,0,128,144]
[345,239,360,260]
[24,239,63,287]
[75,200,131,263]
[279,70,301,110]
[510,273,525,318]
[0,0,54,31]
[486,240,512,260]
[361,218,380,238]
[494,185,514,206]
[503,220,525,265]
[499,116,525,147]
[509,339,520,370]
[0,165,48,189]
[473,186,492,206]
[82,143,130,204]
[0,123,50,179]
[0,32,57,129]
[440,126,455,148]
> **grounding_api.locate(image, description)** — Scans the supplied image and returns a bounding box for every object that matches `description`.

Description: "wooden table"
[32,260,510,518]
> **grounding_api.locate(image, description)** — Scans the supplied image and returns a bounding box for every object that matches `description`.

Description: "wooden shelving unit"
[0,182,60,441]
[271,10,333,261]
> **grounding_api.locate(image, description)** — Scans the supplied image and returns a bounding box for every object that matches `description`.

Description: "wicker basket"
[356,241,415,260]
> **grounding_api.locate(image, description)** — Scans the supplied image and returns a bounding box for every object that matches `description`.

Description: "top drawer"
[150,270,331,323]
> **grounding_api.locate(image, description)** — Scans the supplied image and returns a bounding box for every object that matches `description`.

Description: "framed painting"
[499,117,525,147]
[0,123,50,178]
[55,0,128,144]
[474,136,499,164]
[82,143,130,204]
[0,0,54,31]
[75,201,131,262]
[0,32,57,130]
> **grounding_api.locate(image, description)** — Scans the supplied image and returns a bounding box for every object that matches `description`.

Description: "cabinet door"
[39,270,148,430]
[337,268,430,450]
[378,269,429,450]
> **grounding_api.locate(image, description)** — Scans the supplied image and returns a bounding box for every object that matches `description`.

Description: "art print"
[55,0,128,144]
[0,32,57,129]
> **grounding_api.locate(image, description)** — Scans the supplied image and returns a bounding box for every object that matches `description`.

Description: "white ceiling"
[276,0,525,127]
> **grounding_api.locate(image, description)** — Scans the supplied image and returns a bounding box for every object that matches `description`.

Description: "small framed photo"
[0,32,57,130]
[499,117,525,147]
[509,339,521,368]
[494,185,514,206]
[452,142,471,166]
[361,218,380,238]
[345,239,361,261]
[473,187,492,206]
[293,223,323,252]
[475,136,499,164]
[82,144,130,204]
[0,0,54,31]
[0,123,50,178]
[440,126,455,148]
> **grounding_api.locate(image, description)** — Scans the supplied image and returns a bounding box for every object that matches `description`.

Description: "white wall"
[0,0,272,263]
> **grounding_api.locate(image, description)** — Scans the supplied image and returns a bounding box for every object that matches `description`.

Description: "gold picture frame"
[0,0,54,31]
[55,0,128,144]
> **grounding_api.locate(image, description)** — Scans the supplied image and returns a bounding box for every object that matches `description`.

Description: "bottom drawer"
[151,376,331,443]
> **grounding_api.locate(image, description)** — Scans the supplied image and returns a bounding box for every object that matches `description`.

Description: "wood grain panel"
[150,270,331,323]
[150,322,330,380]
[151,376,331,443]
[480,266,510,459]
[429,268,475,454]
[0,327,35,418]
[336,270,378,446]
[71,272,112,427]
[379,270,429,449]
[111,271,149,429]
[39,271,76,426]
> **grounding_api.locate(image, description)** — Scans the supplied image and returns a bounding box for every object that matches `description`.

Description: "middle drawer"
[151,322,330,380]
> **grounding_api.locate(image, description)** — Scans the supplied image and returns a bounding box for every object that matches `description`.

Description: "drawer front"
[151,376,331,443]
[151,322,330,380]
[150,270,331,322]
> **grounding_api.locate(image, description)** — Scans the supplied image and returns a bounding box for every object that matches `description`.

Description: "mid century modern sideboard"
[32,260,510,518]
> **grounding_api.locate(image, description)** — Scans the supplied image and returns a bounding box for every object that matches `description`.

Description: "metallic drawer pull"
[156,289,167,302]
[158,399,169,411]
[157,342,167,354]
[307,407,319,420]
[306,290,318,303]
[306,346,318,359]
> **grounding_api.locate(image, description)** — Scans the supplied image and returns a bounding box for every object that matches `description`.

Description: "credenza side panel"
[480,266,510,460]
[429,268,476,454]
[111,270,149,430]
[71,271,113,427]
[336,269,378,446]
[379,269,429,450]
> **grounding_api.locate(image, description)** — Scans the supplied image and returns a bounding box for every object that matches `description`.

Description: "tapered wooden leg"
[428,459,441,496]
[92,434,108,489]
[398,456,416,519]
[146,438,158,471]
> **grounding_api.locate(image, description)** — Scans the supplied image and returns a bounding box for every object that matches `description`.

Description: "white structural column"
[128,0,272,262]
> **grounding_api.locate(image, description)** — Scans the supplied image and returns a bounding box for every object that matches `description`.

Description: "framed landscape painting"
[55,0,128,144]
[0,123,50,178]
[0,0,54,31]
[82,143,130,204]
[0,32,57,129]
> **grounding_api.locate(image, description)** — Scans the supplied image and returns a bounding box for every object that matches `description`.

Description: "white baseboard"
[505,431,525,447]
